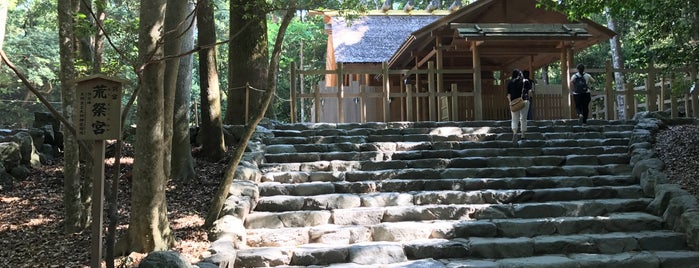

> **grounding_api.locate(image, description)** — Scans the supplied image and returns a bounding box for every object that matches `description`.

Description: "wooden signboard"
[75,74,123,140]
[74,74,124,268]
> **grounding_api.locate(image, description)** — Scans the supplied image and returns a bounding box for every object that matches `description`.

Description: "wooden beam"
[415,49,437,69]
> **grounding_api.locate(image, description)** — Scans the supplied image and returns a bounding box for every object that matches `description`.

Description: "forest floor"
[0,124,698,267]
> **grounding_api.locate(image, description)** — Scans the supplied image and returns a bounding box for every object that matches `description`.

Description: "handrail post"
[245,83,250,125]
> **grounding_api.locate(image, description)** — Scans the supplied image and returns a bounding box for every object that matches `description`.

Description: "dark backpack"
[573,73,588,94]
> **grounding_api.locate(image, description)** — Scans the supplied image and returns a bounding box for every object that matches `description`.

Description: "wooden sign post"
[74,74,123,268]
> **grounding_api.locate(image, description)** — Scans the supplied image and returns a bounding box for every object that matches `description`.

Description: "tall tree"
[225,0,269,125]
[206,0,297,227]
[161,0,187,179]
[197,0,226,162]
[121,0,175,253]
[605,9,626,119]
[171,2,196,181]
[58,0,84,234]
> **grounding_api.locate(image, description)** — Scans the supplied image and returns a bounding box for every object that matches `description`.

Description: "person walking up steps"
[570,63,595,124]
[507,69,529,142]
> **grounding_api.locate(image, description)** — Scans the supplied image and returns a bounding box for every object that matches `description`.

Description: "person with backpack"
[570,63,595,124]
[507,69,529,142]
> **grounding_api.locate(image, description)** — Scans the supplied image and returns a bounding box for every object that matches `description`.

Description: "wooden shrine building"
[293,0,617,123]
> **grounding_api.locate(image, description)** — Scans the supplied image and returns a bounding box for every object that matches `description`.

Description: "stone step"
[266,133,631,145]
[244,198,651,229]
[234,231,690,267]
[245,212,664,247]
[261,153,630,170]
[259,175,638,196]
[269,121,636,133]
[254,185,643,212]
[265,143,629,156]
[261,164,632,183]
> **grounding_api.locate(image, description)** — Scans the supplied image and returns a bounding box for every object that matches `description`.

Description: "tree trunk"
[197,0,226,162]
[206,2,296,227]
[76,1,95,230]
[122,0,174,253]
[225,0,269,125]
[93,0,105,73]
[77,0,94,65]
[58,0,83,234]
[0,0,7,49]
[171,2,196,181]
[606,9,626,120]
[161,0,187,179]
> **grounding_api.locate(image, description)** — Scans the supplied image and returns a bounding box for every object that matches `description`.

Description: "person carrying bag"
[507,69,529,142]
[570,63,596,125]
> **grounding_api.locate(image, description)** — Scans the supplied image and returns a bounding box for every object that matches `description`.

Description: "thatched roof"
[325,0,616,71]
[331,15,444,64]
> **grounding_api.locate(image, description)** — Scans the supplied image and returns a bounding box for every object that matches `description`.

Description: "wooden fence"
[289,61,699,123]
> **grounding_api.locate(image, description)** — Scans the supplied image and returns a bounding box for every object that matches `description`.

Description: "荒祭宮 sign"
[75,74,123,140]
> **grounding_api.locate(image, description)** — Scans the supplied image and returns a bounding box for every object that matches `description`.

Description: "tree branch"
[0,49,92,158]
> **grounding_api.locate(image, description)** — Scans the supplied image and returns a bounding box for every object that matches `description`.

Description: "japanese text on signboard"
[76,77,122,140]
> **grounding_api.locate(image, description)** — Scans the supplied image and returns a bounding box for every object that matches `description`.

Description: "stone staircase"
[207,119,699,268]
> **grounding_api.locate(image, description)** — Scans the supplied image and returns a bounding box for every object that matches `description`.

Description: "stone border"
[630,112,699,250]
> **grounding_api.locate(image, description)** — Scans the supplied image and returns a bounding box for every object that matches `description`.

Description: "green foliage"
[1,1,61,127]
[267,14,327,122]
[539,0,699,68]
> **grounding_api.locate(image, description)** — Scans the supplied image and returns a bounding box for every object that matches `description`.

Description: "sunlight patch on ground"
[1,196,20,203]
[172,214,205,228]
[24,215,54,227]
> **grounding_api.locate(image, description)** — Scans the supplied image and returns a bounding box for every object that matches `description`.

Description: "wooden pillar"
[647,61,657,112]
[360,84,367,123]
[336,62,344,123]
[605,61,615,119]
[406,84,413,121]
[428,61,436,121]
[382,62,391,122]
[451,84,458,121]
[436,37,444,121]
[670,74,679,118]
[472,42,483,120]
[692,66,698,118]
[660,76,666,112]
[314,84,320,123]
[625,81,635,118]
[90,140,105,268]
[290,63,297,123]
